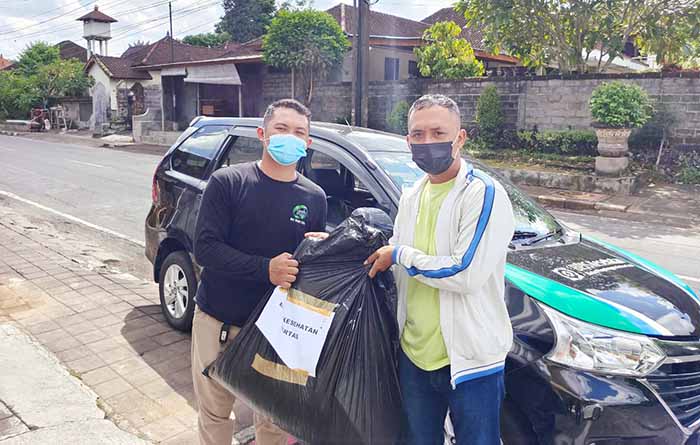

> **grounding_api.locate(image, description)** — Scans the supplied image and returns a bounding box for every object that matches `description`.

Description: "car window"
[303,148,381,229]
[219,135,263,168]
[310,151,341,172]
[372,150,561,238]
[171,125,230,179]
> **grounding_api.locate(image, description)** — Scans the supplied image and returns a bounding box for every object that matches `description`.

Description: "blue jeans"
[399,350,505,445]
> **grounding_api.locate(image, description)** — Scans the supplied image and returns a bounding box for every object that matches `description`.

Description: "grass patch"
[463,147,595,174]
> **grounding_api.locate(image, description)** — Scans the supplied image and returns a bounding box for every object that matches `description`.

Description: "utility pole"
[169,2,174,63]
[352,0,370,127]
[169,1,176,128]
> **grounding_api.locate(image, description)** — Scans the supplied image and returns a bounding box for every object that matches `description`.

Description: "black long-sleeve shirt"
[194,162,327,326]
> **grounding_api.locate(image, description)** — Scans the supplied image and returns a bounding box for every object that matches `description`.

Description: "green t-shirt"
[400,178,455,371]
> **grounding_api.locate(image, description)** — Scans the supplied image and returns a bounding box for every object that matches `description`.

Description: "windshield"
[371,150,562,238]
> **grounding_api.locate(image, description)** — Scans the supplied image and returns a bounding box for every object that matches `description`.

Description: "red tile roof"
[0,55,14,71]
[221,38,263,59]
[57,40,87,63]
[132,35,229,67]
[121,43,152,62]
[421,7,485,50]
[77,6,117,23]
[326,3,429,38]
[87,55,152,80]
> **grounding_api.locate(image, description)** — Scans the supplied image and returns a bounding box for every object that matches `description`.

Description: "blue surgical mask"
[266,134,307,166]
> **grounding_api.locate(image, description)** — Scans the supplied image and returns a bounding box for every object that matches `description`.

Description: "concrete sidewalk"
[0,206,256,444]
[0,324,149,444]
[521,183,700,223]
[0,130,169,156]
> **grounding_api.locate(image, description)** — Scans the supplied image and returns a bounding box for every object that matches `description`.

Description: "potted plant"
[589,81,652,175]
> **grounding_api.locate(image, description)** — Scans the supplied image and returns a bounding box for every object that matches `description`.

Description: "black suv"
[146,117,700,444]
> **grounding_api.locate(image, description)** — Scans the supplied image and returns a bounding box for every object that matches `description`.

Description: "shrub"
[590,81,652,128]
[676,152,700,184]
[517,130,598,156]
[476,85,504,148]
[387,101,409,135]
[678,167,700,184]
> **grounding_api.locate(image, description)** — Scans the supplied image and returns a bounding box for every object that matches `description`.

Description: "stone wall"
[261,71,700,150]
[519,74,700,149]
[262,70,353,123]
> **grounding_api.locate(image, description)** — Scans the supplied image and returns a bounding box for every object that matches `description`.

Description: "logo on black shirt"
[290,204,308,226]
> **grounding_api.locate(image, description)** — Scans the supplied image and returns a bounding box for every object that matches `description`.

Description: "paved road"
[552,210,700,294]
[0,134,159,244]
[0,135,698,293]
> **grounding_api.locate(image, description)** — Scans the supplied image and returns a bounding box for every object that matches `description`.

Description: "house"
[84,32,266,137]
[326,3,428,81]
[80,3,521,138]
[0,54,13,71]
[57,40,88,63]
[84,53,154,117]
[324,4,520,81]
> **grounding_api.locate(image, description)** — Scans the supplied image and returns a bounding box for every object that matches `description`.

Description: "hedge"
[516,130,598,156]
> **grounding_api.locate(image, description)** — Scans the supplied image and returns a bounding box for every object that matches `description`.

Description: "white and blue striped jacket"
[390,159,516,388]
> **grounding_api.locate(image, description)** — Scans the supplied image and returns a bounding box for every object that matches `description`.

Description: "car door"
[162,124,232,253]
[300,140,394,231]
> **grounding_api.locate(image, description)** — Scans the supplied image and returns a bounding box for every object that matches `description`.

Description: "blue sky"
[0,0,457,60]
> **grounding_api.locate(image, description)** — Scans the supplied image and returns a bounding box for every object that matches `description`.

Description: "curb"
[533,195,630,213]
[0,130,21,136]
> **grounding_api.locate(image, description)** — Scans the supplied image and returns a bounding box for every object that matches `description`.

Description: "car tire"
[500,398,538,445]
[159,251,197,332]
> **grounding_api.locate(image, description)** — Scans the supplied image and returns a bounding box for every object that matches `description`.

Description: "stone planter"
[594,127,632,176]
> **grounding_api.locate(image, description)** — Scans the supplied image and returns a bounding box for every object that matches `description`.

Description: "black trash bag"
[206,208,402,445]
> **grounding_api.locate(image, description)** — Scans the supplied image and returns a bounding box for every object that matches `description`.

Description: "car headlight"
[539,303,666,377]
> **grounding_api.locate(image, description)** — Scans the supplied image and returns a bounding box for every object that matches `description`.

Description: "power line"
[109,0,220,41]
[0,0,112,36]
[4,0,191,44]
[0,0,133,38]
[110,0,220,40]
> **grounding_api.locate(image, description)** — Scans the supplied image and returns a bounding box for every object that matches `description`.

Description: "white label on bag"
[255,287,336,377]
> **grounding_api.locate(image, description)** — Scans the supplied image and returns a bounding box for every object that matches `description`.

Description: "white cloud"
[0,0,456,60]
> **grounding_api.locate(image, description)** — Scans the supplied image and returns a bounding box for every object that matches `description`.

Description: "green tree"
[387,101,409,135]
[456,0,700,74]
[0,58,92,119]
[16,41,60,76]
[263,10,349,105]
[182,32,231,48]
[476,85,504,148]
[216,0,276,43]
[34,59,94,105]
[279,0,314,11]
[414,21,485,79]
[0,71,39,119]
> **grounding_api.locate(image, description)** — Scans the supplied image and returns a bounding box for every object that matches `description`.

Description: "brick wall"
[144,85,162,116]
[262,71,700,150]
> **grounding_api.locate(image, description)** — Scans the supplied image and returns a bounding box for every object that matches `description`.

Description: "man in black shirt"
[191,99,327,445]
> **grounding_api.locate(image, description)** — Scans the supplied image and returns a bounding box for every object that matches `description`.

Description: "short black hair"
[262,99,312,129]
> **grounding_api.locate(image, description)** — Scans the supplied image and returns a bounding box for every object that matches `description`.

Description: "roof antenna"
[344,117,352,132]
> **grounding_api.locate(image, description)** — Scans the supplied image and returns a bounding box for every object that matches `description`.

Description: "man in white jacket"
[366,94,515,445]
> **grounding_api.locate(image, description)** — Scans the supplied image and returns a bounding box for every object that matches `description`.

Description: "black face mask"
[410,141,455,175]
